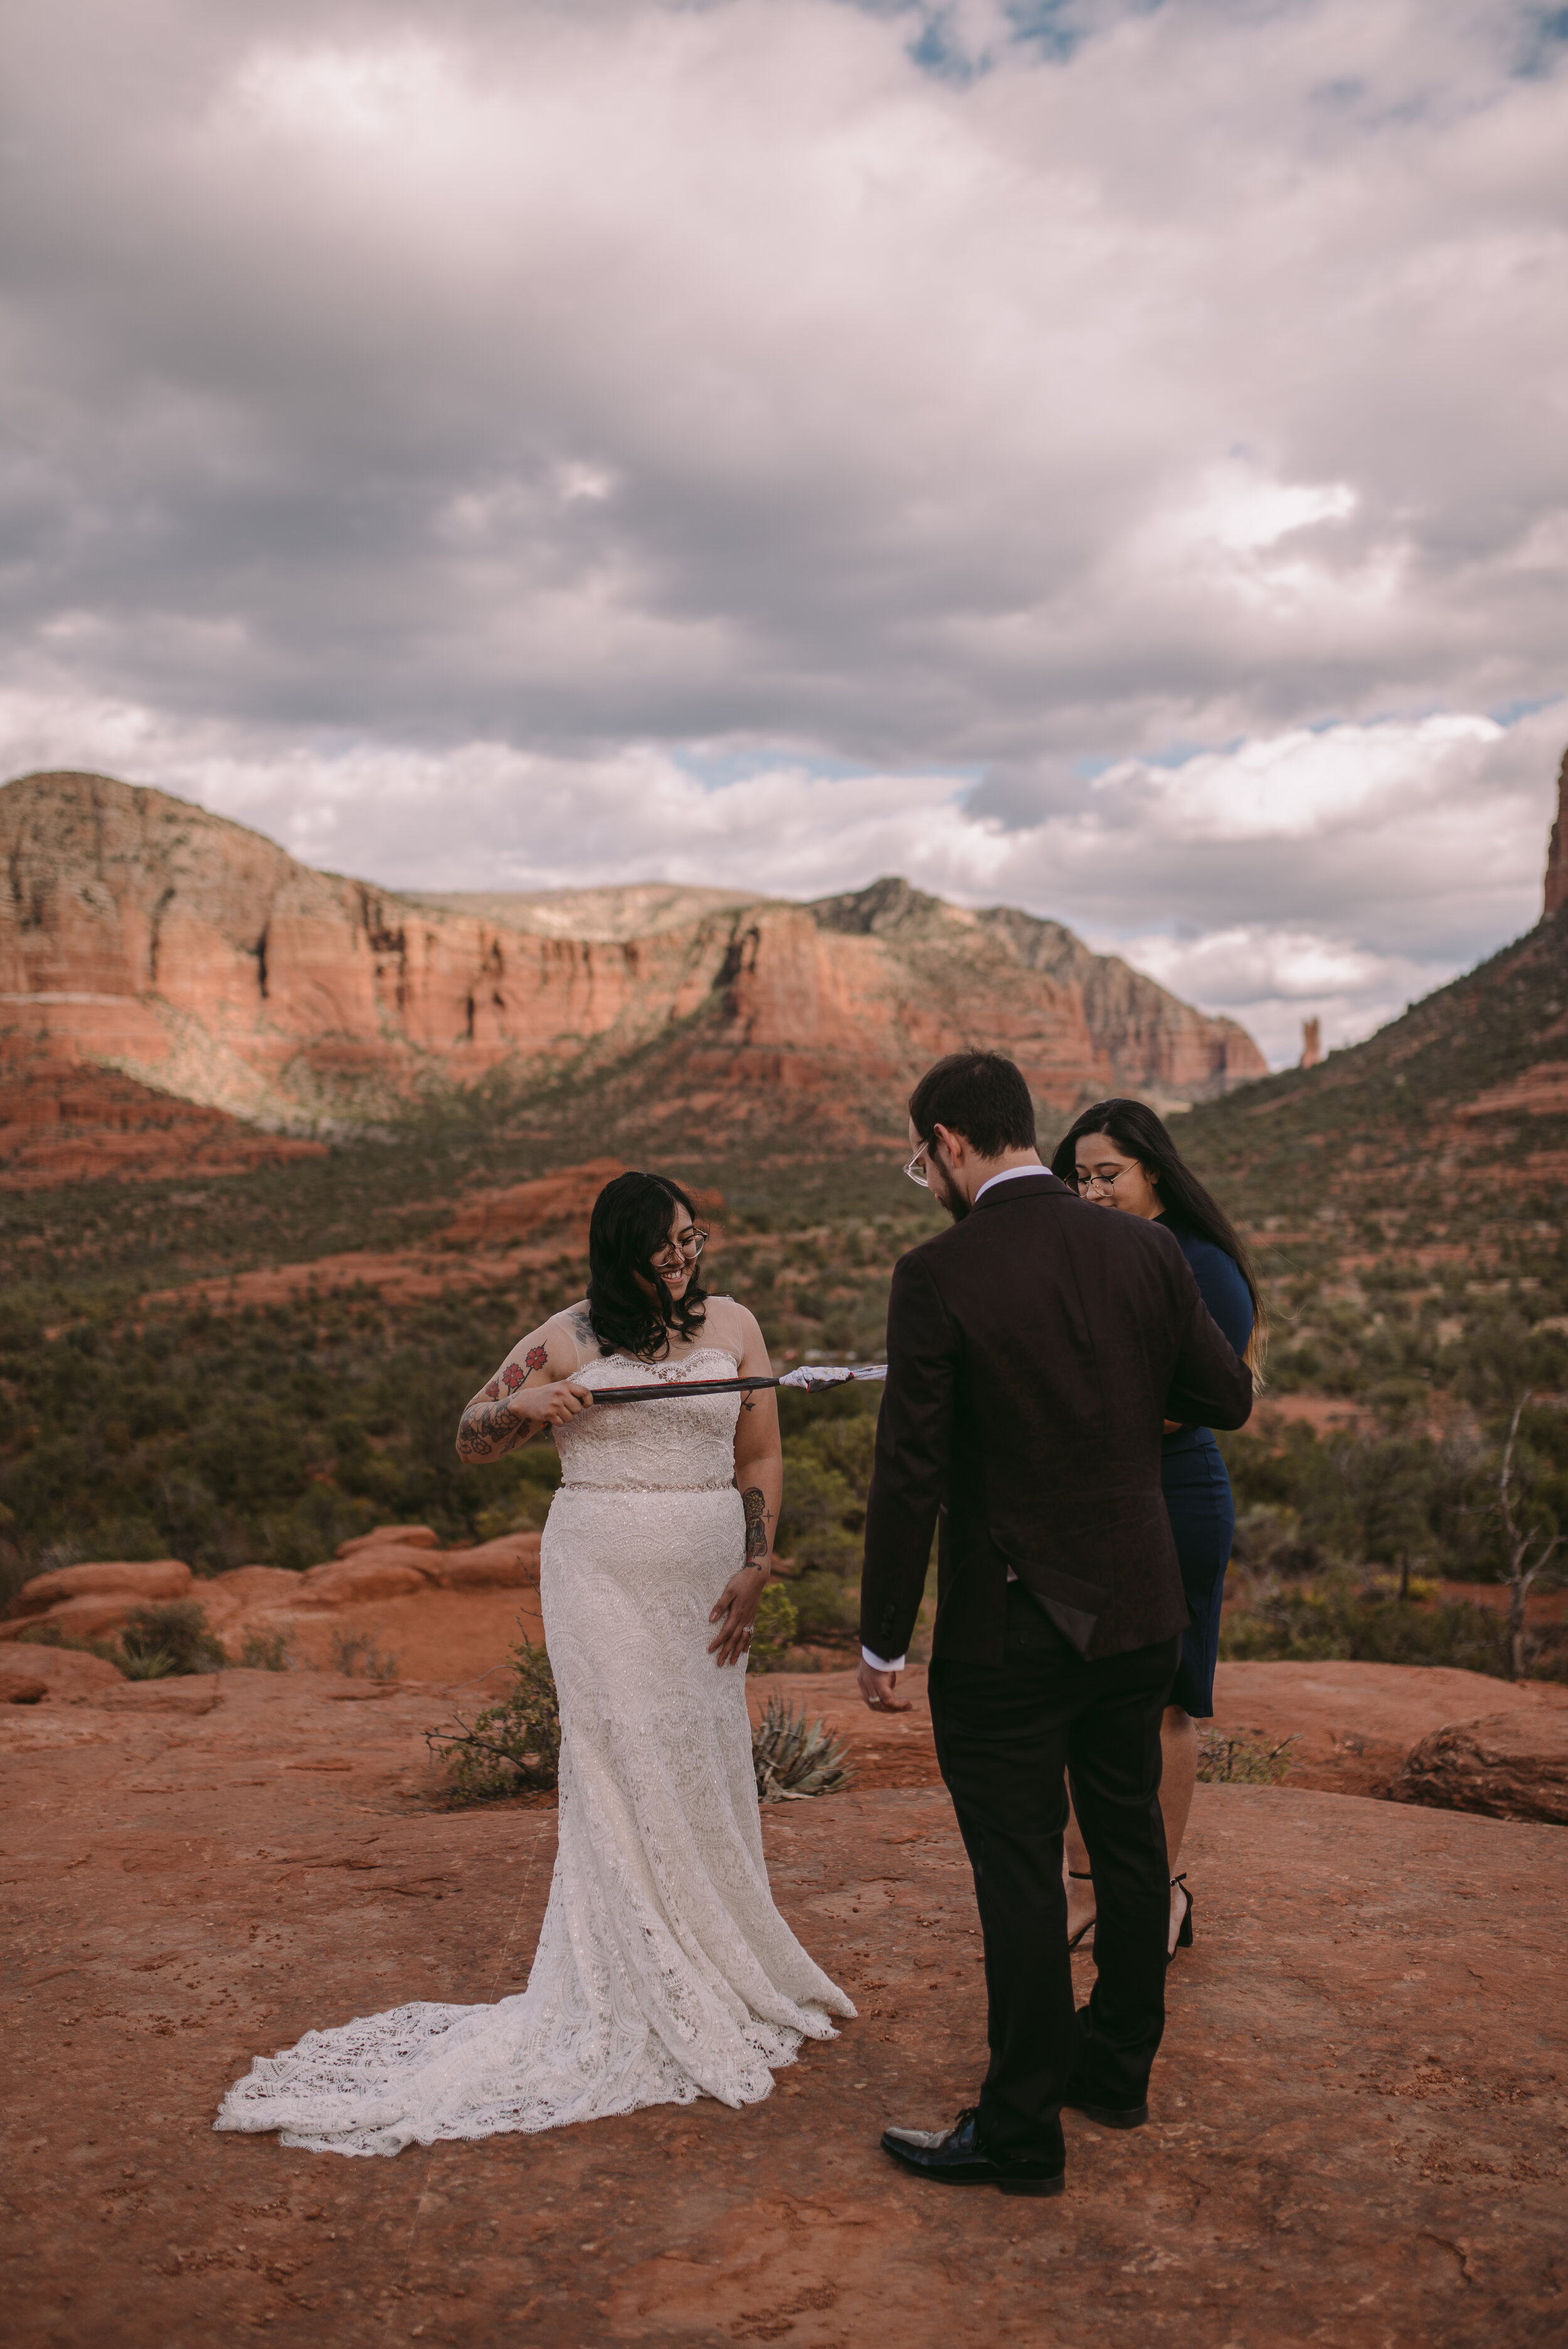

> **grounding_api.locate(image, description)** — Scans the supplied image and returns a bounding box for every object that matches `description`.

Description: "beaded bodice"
[554,1348,743,1493]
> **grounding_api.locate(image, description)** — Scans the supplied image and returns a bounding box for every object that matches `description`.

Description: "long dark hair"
[1050,1097,1268,1378]
[586,1171,708,1360]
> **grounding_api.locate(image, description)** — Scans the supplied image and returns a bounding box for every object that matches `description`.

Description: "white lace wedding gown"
[215,1344,853,2157]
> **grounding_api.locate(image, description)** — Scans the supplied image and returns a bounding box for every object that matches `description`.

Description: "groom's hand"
[857,1660,913,1713]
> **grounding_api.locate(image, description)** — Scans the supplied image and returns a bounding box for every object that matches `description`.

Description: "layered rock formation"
[1390,1709,1568,1825]
[0,1030,325,1189]
[0,769,1264,1143]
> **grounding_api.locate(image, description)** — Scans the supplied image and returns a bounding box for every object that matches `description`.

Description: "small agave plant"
[752,1695,855,1803]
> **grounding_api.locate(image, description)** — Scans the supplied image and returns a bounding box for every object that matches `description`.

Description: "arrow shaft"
[589,1374,784,1403]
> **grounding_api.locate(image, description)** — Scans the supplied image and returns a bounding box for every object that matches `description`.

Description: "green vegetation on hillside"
[0,1209,906,1619]
[4,908,1567,1674]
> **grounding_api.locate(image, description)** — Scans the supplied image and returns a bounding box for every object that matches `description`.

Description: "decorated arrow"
[589,1363,887,1403]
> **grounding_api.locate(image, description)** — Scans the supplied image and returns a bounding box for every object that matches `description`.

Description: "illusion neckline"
[596,1345,741,1372]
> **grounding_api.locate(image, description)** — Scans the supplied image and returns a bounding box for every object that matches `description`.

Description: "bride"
[215,1169,853,2158]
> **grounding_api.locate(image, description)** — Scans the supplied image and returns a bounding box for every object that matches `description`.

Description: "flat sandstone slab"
[1,1670,1564,2348]
[1209,1660,1568,1798]
[743,1656,1568,1801]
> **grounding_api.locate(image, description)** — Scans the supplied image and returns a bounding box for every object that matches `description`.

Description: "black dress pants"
[928,1581,1180,2153]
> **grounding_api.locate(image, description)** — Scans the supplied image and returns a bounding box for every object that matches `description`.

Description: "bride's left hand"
[708,1565,768,1667]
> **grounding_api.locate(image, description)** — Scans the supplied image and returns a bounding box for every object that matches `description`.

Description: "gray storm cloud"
[1,0,1565,1063]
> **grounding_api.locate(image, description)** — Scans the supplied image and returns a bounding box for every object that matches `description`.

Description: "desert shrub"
[799,1412,878,1492]
[1229,1506,1325,1579]
[0,1532,31,1616]
[1217,1423,1505,1584]
[118,1641,179,1681]
[120,1599,227,1677]
[0,1279,570,1578]
[775,1455,862,1576]
[1220,1571,1510,1675]
[329,1626,401,1682]
[1197,1731,1299,1784]
[787,1571,860,1644]
[239,1626,293,1671]
[428,1636,562,1802]
[1528,1628,1568,1683]
[752,1695,855,1801]
[748,1581,799,1669]
[771,1400,874,1650]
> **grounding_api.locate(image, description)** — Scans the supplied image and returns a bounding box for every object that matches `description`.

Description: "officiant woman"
[1051,1099,1266,1959]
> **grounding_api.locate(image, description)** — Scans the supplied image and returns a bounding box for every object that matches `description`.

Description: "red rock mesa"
[0,769,1265,1152]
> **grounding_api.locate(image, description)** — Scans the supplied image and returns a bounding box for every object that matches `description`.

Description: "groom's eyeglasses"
[904,1142,933,1188]
[650,1229,707,1269]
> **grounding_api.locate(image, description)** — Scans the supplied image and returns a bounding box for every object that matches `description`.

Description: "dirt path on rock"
[3,1670,1565,2347]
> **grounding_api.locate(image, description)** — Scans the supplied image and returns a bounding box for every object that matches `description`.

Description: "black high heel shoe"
[1167,1874,1194,1964]
[1067,1870,1096,1953]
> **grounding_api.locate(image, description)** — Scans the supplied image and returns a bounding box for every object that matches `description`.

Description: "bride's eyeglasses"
[650,1229,708,1270]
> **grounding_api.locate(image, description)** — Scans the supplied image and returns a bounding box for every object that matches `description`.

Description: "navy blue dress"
[1158,1218,1253,1719]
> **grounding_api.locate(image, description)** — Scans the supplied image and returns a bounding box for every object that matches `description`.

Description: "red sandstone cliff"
[0,770,1265,1144]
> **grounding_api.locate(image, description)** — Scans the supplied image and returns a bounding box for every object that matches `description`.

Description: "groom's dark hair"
[909,1052,1037,1157]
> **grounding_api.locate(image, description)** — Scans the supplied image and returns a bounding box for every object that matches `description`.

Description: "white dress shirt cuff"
[861,1644,907,1672]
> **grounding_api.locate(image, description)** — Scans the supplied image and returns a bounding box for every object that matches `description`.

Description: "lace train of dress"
[215,1347,854,2156]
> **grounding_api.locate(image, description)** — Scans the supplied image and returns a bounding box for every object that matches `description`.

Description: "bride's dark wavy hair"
[1049,1096,1268,1381]
[586,1171,709,1360]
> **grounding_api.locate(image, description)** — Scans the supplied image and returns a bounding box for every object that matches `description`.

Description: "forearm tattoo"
[741,1485,770,1567]
[457,1397,527,1460]
[458,1344,551,1461]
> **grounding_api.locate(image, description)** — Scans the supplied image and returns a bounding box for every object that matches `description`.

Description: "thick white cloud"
[1,0,1565,1064]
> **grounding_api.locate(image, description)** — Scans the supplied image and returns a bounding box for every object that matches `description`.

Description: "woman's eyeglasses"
[650,1229,707,1270]
[1075,1169,1129,1195]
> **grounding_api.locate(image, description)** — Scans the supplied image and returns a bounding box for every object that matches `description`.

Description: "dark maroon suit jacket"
[859,1170,1254,1667]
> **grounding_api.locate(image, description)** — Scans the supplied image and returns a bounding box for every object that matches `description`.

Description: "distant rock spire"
[1546,745,1568,917]
[1300,1016,1322,1069]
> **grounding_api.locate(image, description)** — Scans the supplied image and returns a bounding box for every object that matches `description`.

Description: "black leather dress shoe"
[1062,2086,1148,2130]
[881,2105,1065,2195]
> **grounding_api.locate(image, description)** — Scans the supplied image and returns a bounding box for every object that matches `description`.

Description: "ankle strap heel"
[1167,1874,1194,1959]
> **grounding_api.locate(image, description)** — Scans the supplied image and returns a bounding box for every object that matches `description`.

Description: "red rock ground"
[85,1565,1550,1805]
[2,1662,1565,2347]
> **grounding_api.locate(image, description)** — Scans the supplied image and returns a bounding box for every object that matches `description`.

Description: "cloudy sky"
[3,0,1565,1065]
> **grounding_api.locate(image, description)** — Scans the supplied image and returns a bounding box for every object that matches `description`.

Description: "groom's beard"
[931,1167,970,1223]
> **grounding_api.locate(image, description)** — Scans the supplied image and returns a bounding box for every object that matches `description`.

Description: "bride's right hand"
[526,1380,596,1426]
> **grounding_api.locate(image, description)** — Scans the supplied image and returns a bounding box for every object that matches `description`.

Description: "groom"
[858,1051,1252,2195]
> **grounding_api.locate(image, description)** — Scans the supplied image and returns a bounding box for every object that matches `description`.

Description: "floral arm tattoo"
[456,1342,554,1461]
[741,1485,770,1568]
[456,1395,529,1461]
